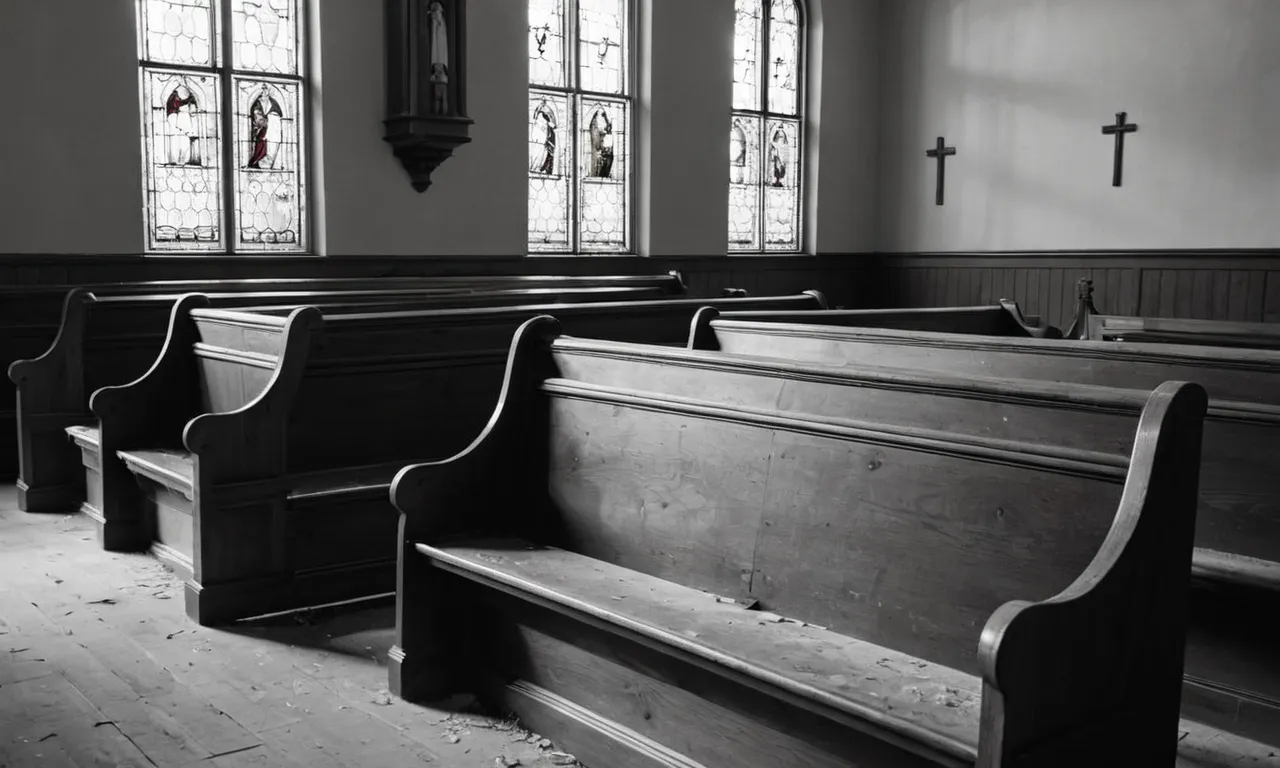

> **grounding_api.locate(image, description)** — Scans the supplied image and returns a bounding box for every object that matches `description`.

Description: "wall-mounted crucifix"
[1101,111,1138,187]
[925,137,957,206]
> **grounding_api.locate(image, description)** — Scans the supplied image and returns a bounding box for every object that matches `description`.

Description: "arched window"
[138,0,309,253]
[729,0,803,253]
[528,0,633,254]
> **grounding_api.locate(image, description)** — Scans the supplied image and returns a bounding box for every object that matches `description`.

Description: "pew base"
[17,479,84,514]
[184,560,396,626]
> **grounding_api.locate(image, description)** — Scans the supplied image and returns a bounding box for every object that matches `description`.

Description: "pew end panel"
[997,299,1062,339]
[975,381,1208,768]
[687,306,722,351]
[388,315,564,702]
[84,294,211,551]
[177,306,323,625]
[9,288,92,512]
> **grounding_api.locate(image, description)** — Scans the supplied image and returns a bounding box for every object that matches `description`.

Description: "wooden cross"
[925,137,956,206]
[1101,111,1138,187]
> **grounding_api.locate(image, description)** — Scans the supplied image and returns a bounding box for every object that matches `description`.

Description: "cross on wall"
[924,137,956,206]
[1102,111,1139,187]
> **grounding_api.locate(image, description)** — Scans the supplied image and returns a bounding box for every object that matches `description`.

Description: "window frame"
[136,0,312,255]
[527,0,638,256]
[729,0,807,255]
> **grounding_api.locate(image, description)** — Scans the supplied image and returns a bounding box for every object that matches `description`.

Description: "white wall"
[0,0,879,256]
[0,0,144,254]
[878,0,1280,252]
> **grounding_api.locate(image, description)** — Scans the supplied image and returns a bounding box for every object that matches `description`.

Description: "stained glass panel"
[529,0,567,88]
[767,0,800,115]
[732,0,762,111]
[143,71,224,251]
[230,0,300,75]
[528,92,573,253]
[763,118,800,250]
[728,115,762,252]
[140,0,217,67]
[579,0,627,95]
[578,97,628,251]
[232,78,305,250]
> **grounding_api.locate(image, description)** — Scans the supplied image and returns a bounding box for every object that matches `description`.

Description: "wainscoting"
[0,254,868,309]
[878,252,1280,330]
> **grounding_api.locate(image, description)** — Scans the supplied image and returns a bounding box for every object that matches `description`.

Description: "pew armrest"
[7,287,87,395]
[998,299,1061,339]
[182,306,321,484]
[975,381,1208,767]
[89,294,210,447]
[391,314,563,543]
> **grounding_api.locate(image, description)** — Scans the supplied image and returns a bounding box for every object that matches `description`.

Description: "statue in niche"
[588,110,614,178]
[531,103,556,175]
[769,128,788,188]
[165,85,202,166]
[431,63,449,114]
[247,87,284,169]
[428,2,449,74]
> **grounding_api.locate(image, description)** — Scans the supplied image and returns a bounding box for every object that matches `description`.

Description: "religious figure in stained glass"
[247,89,284,170]
[531,103,557,175]
[769,128,788,187]
[588,110,615,179]
[528,0,630,253]
[730,122,747,184]
[165,85,203,166]
[728,0,804,252]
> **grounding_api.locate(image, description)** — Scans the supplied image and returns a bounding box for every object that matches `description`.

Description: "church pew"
[78,291,824,624]
[1087,314,1280,350]
[8,283,676,514]
[690,311,1280,746]
[389,315,1209,767]
[684,299,1060,344]
[0,272,686,480]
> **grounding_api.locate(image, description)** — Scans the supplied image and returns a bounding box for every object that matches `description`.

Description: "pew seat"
[419,539,1280,768]
[391,317,1208,767]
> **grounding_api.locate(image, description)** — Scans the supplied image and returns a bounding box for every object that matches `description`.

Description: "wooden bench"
[0,272,686,480]
[690,312,1280,746]
[388,316,1208,767]
[78,291,824,624]
[1088,315,1280,350]
[685,300,1058,347]
[8,283,677,514]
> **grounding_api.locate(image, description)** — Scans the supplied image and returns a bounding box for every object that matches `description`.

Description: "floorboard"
[0,484,583,768]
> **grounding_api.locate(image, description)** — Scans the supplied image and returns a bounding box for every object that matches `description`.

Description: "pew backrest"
[1087,314,1280,350]
[692,301,1057,339]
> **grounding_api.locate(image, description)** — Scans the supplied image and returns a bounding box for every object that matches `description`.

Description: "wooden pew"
[0,272,686,480]
[685,300,1060,344]
[691,312,1280,746]
[79,291,824,624]
[1088,314,1280,350]
[8,284,676,514]
[388,316,1210,767]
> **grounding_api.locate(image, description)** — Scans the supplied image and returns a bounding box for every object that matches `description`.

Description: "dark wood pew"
[685,300,1060,343]
[1088,314,1280,350]
[388,316,1210,767]
[8,284,677,514]
[78,291,824,625]
[690,312,1280,747]
[0,272,686,480]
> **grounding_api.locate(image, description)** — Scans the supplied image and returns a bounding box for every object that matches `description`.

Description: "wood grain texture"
[392,328,1205,766]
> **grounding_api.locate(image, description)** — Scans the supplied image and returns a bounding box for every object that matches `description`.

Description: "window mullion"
[758,3,770,252]
[567,1,580,254]
[218,0,237,254]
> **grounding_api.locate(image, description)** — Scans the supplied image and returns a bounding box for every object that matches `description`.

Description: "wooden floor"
[0,484,582,768]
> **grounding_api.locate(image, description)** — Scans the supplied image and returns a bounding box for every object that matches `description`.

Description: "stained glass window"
[729,0,804,253]
[528,0,632,254]
[137,0,308,253]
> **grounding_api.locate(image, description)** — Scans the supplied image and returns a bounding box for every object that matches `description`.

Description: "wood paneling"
[877,252,1280,331]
